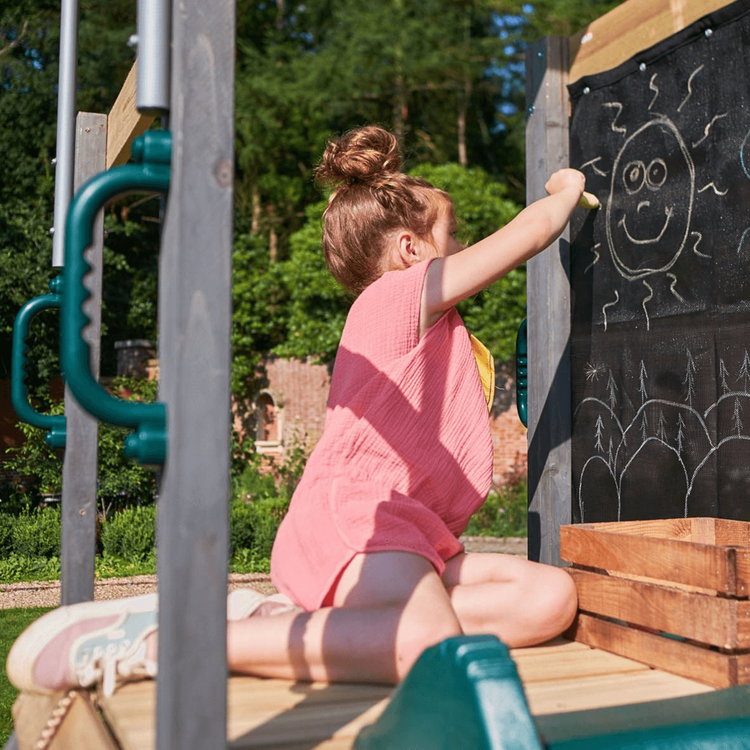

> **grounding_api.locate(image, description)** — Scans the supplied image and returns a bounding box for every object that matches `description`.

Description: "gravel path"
[0,537,527,610]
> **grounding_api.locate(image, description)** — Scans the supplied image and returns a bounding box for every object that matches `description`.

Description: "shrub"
[101,505,157,562]
[0,514,13,556]
[3,377,158,517]
[465,480,528,538]
[0,554,60,583]
[232,464,279,505]
[229,494,288,560]
[11,507,61,558]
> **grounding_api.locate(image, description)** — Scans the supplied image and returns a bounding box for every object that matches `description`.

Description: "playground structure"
[7,0,750,747]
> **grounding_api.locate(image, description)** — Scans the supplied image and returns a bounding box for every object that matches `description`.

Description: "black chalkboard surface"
[569,0,750,523]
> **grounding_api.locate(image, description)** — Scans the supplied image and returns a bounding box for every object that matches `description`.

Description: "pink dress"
[270,259,493,610]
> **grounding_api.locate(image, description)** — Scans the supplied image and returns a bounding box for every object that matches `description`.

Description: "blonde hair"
[316,126,451,295]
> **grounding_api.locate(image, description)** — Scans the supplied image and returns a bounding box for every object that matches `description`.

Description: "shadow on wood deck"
[12,637,714,750]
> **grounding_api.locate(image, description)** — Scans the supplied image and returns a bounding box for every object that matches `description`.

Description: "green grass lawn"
[0,607,52,746]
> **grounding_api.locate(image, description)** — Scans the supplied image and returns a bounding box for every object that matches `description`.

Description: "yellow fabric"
[469,333,495,412]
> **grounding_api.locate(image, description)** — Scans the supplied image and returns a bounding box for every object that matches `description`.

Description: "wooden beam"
[569,0,732,82]
[525,36,571,566]
[568,613,750,689]
[60,112,106,606]
[106,62,155,169]
[560,523,749,596]
[155,0,235,747]
[12,691,119,750]
[570,569,750,650]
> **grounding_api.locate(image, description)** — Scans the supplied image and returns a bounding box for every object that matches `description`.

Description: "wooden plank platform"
[62,638,708,750]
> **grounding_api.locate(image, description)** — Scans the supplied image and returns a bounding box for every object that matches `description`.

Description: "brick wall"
[251,357,331,459]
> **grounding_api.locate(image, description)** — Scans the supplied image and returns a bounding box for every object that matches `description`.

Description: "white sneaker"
[7,594,158,697]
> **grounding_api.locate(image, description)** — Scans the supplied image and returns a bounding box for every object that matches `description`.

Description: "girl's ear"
[394,230,420,267]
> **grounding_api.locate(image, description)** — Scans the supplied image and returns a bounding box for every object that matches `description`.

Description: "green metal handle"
[515,318,528,428]
[61,131,171,464]
[11,279,67,449]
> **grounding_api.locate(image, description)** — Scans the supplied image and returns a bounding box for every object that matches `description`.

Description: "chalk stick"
[578,191,600,210]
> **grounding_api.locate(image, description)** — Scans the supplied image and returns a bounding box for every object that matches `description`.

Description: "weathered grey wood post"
[60,112,105,606]
[155,0,235,746]
[525,37,572,566]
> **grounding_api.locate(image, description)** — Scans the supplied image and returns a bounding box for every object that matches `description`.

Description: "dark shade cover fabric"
[569,0,750,522]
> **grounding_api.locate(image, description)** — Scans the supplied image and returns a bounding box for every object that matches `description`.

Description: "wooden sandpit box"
[561,518,750,689]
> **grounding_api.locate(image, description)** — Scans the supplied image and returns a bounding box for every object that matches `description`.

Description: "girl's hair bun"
[316,126,402,187]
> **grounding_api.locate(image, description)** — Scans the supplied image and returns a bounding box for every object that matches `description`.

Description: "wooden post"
[155,0,235,747]
[60,112,106,605]
[525,37,571,566]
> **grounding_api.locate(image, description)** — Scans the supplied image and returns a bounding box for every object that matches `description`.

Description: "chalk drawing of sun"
[577,64,732,331]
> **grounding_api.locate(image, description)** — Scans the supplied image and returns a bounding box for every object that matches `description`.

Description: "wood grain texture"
[525,36,572,567]
[61,112,106,606]
[510,637,591,658]
[513,647,649,683]
[92,640,714,749]
[570,568,750,649]
[154,0,235,748]
[12,692,66,750]
[106,62,154,168]
[568,0,733,82]
[12,691,118,750]
[48,692,120,750]
[568,613,748,689]
[523,669,710,716]
[560,523,745,596]
[99,678,391,750]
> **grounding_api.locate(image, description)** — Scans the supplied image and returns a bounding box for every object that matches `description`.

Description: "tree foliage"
[2,0,625,424]
[3,377,157,512]
[411,163,525,360]
[233,162,526,366]
[0,1,158,386]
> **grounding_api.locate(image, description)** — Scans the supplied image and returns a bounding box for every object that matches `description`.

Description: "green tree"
[273,201,350,361]
[234,163,524,366]
[522,0,623,39]
[291,0,518,172]
[410,163,524,360]
[231,227,290,390]
[234,1,331,259]
[0,1,157,383]
[232,0,531,260]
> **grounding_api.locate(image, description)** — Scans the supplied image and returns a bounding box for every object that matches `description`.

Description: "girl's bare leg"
[442,552,578,648]
[227,551,462,684]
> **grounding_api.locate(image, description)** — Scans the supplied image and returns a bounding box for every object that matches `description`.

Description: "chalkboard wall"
[569,0,750,522]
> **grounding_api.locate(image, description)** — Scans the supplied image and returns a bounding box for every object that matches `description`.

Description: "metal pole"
[136,0,171,114]
[51,0,79,268]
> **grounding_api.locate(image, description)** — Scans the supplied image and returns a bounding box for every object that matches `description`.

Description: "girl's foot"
[6,594,158,696]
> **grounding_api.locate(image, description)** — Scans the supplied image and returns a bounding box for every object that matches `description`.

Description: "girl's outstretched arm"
[421,168,585,332]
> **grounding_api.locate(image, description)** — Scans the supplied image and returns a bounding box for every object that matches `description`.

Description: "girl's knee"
[536,567,578,638]
[394,610,463,681]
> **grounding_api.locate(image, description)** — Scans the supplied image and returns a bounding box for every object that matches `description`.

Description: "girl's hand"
[544,169,586,197]
[544,168,585,198]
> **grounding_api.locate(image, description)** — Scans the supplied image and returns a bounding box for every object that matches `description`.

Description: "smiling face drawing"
[606,118,695,280]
